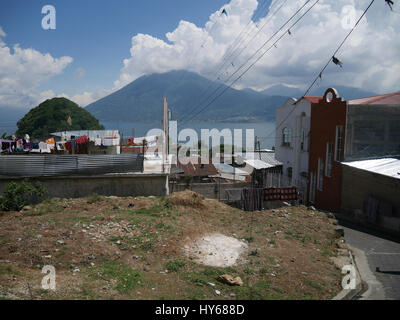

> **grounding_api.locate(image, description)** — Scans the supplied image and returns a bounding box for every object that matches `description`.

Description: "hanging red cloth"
[75,135,88,145]
[65,141,72,152]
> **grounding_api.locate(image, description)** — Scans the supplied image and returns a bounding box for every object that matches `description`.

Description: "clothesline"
[0,134,120,155]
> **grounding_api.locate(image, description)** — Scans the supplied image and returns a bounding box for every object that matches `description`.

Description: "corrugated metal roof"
[342,157,400,180]
[348,92,400,105]
[170,158,218,178]
[236,152,282,167]
[51,130,120,139]
[214,163,248,175]
[210,173,246,181]
[244,159,274,170]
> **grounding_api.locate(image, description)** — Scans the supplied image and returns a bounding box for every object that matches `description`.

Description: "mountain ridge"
[85,70,288,122]
[85,70,381,122]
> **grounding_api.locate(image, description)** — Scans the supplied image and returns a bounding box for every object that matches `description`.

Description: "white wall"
[275,98,311,188]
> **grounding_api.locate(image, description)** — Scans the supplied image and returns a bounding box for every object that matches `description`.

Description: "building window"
[317,158,324,191]
[282,128,292,147]
[325,143,333,177]
[300,129,305,151]
[310,172,316,203]
[335,126,343,161]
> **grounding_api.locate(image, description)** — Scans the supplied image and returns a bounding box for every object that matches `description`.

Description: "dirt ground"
[0,190,345,300]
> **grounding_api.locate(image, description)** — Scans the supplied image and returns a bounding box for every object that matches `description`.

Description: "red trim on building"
[308,88,347,212]
[348,92,400,105]
[303,96,322,104]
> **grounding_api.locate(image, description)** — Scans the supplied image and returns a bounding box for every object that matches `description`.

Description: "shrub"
[87,193,104,204]
[165,259,186,272]
[0,179,46,212]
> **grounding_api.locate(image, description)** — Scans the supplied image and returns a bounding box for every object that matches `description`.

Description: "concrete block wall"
[341,165,400,234]
[0,173,169,199]
[169,182,250,200]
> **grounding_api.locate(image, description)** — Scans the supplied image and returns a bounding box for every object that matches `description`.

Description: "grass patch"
[55,246,68,258]
[0,264,22,276]
[109,231,157,252]
[165,259,186,272]
[90,261,142,294]
[305,279,323,291]
[232,280,281,300]
[201,268,225,277]
[258,267,269,275]
[87,193,105,204]
[249,249,259,257]
[79,282,99,299]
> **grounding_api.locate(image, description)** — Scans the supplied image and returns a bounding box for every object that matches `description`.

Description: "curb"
[348,245,386,300]
[332,248,364,300]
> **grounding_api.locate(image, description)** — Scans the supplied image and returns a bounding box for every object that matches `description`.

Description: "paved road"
[340,221,400,300]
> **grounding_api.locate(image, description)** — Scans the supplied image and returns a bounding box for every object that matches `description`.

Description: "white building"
[275,96,321,202]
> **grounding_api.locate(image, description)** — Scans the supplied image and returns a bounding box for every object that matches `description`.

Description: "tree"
[16,97,104,138]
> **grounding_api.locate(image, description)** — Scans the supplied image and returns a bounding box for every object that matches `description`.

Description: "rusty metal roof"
[303,96,322,103]
[348,92,400,105]
[170,157,218,178]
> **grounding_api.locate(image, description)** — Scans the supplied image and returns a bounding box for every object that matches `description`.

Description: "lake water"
[0,120,276,150]
[102,121,276,150]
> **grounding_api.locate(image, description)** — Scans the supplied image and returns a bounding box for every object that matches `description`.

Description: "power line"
[179,0,310,124]
[300,0,376,99]
[181,0,320,125]
[261,0,376,145]
[216,0,288,83]
[179,0,295,123]
[177,0,279,123]
[171,4,227,89]
[220,0,312,87]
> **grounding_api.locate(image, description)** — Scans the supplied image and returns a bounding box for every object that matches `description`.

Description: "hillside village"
[0,0,399,303]
[0,86,399,300]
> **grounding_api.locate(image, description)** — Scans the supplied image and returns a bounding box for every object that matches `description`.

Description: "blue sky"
[0,0,398,110]
[0,0,230,95]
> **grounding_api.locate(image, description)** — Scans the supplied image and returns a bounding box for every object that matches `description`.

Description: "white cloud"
[31,89,112,108]
[2,0,399,111]
[74,67,86,80]
[0,28,73,108]
[113,0,399,94]
[67,89,112,107]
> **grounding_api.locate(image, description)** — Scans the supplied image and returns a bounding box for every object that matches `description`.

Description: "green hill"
[17,97,104,138]
[85,70,288,122]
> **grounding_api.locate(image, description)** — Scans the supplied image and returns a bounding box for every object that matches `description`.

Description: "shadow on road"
[337,218,400,244]
[376,267,400,276]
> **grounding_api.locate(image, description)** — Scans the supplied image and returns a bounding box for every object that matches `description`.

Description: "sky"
[0,0,399,110]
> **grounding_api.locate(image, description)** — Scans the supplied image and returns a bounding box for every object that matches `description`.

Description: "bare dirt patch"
[183,233,248,267]
[0,190,344,300]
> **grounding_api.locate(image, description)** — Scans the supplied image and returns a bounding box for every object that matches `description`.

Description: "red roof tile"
[303,96,322,103]
[348,92,400,105]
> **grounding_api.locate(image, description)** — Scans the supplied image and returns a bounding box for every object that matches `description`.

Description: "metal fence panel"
[0,154,144,177]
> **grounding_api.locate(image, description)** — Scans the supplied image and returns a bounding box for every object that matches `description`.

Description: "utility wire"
[220,0,272,64]
[181,0,320,125]
[217,0,288,83]
[261,0,376,146]
[171,3,230,91]
[221,0,312,87]
[300,0,376,98]
[177,0,278,123]
[179,0,310,124]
